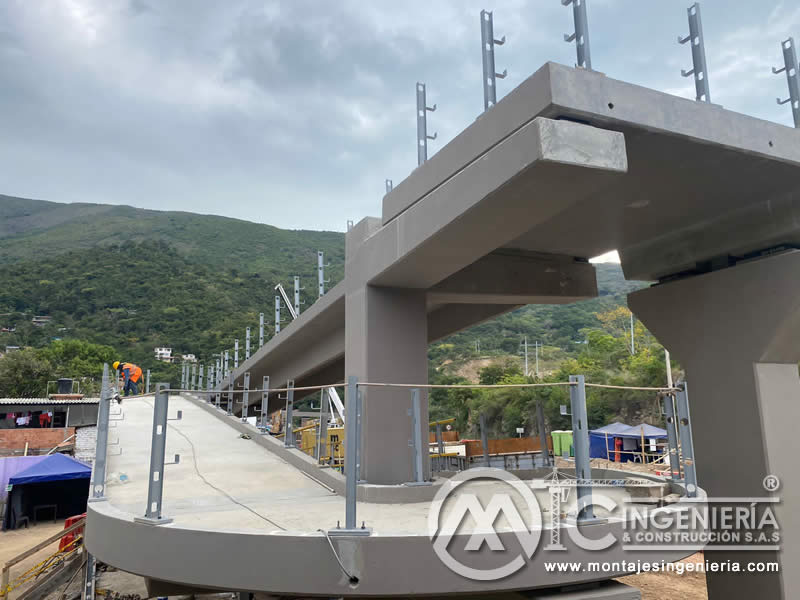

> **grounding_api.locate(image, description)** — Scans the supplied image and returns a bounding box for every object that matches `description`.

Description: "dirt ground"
[0,522,68,598]
[618,553,708,600]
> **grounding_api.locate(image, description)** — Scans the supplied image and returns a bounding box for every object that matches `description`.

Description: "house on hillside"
[31,315,52,327]
[154,347,174,362]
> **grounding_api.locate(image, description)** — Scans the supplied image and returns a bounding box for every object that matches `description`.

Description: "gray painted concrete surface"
[87,394,695,597]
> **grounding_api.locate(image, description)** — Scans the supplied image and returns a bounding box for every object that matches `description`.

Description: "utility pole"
[630,313,636,355]
[519,337,529,376]
[535,340,540,379]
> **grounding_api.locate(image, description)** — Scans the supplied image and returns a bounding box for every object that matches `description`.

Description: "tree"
[0,349,53,397]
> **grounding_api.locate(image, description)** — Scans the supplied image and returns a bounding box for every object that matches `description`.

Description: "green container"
[550,430,574,458]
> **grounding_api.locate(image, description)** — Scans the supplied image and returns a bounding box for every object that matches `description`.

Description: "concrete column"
[628,250,800,600]
[345,285,428,484]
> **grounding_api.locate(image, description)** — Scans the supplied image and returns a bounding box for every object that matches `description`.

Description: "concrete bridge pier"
[628,250,800,600]
[345,284,429,485]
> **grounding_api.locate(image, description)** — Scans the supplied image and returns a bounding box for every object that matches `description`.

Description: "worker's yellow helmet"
[112,361,120,370]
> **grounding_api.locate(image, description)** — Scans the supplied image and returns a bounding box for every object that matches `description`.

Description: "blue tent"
[589,422,630,459]
[593,422,631,434]
[615,424,668,439]
[589,423,667,461]
[3,454,91,530]
[8,454,91,485]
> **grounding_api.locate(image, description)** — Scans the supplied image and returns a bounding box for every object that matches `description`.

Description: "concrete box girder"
[355,117,627,290]
[382,62,800,282]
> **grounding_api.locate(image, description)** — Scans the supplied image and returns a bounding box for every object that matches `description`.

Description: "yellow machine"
[299,424,345,469]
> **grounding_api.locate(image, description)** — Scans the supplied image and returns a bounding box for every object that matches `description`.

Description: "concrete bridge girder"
[234,249,598,416]
[628,250,800,599]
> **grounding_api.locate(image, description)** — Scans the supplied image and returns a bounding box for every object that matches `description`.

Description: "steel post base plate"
[327,527,372,537]
[134,515,174,526]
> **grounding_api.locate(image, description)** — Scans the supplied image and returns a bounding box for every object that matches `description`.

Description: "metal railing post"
[245,327,251,360]
[678,2,711,102]
[562,0,592,70]
[135,383,173,524]
[569,375,595,520]
[675,383,698,497]
[227,372,234,416]
[260,376,270,430]
[89,364,111,501]
[317,388,329,460]
[773,37,800,128]
[284,380,295,447]
[537,399,551,466]
[234,339,239,369]
[480,9,507,110]
[241,372,250,422]
[408,388,425,483]
[345,377,358,527]
[82,552,96,600]
[329,377,369,535]
[215,363,221,409]
[207,365,214,402]
[416,82,437,166]
[356,387,364,481]
[480,413,490,466]
[145,369,151,394]
[662,392,682,480]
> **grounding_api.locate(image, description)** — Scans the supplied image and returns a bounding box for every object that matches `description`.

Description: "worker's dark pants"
[124,379,139,396]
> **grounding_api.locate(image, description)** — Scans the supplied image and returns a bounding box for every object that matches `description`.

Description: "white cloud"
[0,0,795,234]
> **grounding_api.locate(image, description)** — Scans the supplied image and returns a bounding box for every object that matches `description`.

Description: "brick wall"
[0,427,76,451]
[75,426,97,465]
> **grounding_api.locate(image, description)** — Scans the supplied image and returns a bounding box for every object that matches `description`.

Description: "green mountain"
[0,195,345,278]
[0,195,647,386]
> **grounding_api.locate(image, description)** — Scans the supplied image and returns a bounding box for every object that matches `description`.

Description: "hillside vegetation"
[0,195,673,434]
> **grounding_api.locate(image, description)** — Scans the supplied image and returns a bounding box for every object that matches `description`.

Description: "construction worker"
[113,361,143,398]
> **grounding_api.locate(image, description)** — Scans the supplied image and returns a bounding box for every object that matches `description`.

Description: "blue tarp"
[589,422,667,460]
[616,423,668,439]
[8,454,91,485]
[592,422,630,434]
[0,456,47,500]
[590,432,616,459]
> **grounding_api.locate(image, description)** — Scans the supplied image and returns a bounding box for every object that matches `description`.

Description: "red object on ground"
[59,513,86,551]
[614,437,623,462]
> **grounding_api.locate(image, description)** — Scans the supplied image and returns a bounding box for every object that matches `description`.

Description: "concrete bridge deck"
[86,395,694,597]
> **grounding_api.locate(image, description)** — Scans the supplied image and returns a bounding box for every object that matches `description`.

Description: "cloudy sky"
[0,0,798,235]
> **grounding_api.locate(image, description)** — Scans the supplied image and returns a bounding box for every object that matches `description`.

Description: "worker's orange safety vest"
[123,363,143,382]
